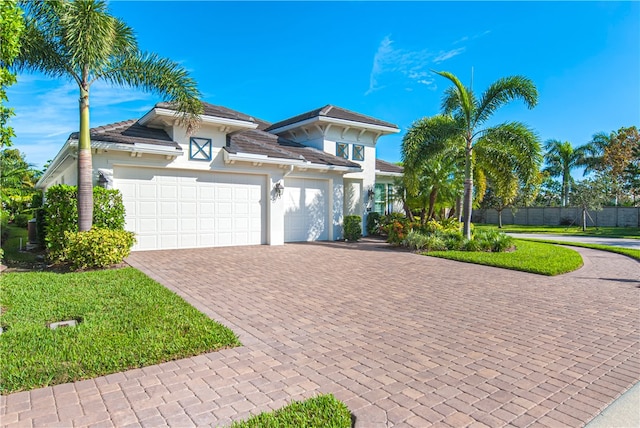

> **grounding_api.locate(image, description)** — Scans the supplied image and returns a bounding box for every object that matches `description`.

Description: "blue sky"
[7,1,639,171]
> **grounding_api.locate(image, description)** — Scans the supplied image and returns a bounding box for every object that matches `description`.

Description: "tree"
[0,148,40,220]
[406,71,541,239]
[0,0,24,148]
[402,116,464,223]
[570,178,609,231]
[480,175,519,228]
[542,140,586,207]
[603,126,639,205]
[14,0,202,231]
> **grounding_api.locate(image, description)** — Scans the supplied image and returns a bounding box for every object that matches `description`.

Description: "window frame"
[352,144,365,161]
[336,142,349,159]
[189,137,212,161]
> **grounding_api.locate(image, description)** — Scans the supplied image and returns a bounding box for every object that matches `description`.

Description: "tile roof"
[265,105,399,132]
[376,159,404,174]
[155,101,270,128]
[69,119,179,148]
[226,129,361,168]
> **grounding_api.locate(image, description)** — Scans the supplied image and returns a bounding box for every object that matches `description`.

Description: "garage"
[114,166,265,250]
[283,177,329,242]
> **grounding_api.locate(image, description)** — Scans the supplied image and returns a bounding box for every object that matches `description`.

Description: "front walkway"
[2,240,639,427]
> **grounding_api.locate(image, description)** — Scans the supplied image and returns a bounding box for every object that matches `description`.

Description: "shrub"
[344,215,362,241]
[402,230,429,250]
[64,228,136,270]
[385,220,406,245]
[423,235,447,252]
[461,238,482,252]
[13,213,30,228]
[440,230,464,251]
[44,185,128,263]
[366,212,381,235]
[32,191,45,245]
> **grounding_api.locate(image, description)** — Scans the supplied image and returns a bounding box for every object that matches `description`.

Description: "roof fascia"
[223,150,362,173]
[268,116,399,135]
[139,107,258,130]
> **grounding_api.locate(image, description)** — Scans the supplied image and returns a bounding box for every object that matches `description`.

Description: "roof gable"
[376,159,404,174]
[265,105,399,132]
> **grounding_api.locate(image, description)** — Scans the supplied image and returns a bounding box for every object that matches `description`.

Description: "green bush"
[13,213,30,228]
[344,215,362,241]
[44,185,128,263]
[440,230,464,250]
[64,228,136,270]
[32,191,45,245]
[366,212,381,235]
[461,238,482,252]
[402,230,429,250]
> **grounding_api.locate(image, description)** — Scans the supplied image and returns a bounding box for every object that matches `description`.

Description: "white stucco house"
[36,102,404,251]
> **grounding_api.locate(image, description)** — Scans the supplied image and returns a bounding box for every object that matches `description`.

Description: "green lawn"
[427,239,583,276]
[516,238,640,261]
[476,224,640,239]
[231,394,352,428]
[0,268,240,393]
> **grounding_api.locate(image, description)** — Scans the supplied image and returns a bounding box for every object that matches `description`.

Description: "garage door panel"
[284,178,328,242]
[114,167,265,250]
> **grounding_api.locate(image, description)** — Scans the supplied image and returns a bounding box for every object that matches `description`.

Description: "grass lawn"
[0,267,240,394]
[476,224,640,239]
[231,394,352,428]
[516,238,640,261]
[427,239,583,276]
[1,224,38,265]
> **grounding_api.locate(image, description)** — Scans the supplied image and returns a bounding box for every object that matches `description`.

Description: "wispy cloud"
[434,48,465,64]
[365,35,469,95]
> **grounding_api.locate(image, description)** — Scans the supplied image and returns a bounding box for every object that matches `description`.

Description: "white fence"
[473,207,640,227]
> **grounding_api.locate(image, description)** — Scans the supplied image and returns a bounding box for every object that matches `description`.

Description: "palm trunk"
[428,187,438,220]
[78,85,93,232]
[462,138,473,239]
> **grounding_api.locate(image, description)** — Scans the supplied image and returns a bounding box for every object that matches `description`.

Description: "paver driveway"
[2,240,639,427]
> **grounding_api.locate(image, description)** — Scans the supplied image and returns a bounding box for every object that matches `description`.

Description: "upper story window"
[190,137,212,161]
[352,144,364,161]
[337,142,349,159]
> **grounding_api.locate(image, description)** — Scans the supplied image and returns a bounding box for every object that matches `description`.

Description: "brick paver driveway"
[2,240,639,427]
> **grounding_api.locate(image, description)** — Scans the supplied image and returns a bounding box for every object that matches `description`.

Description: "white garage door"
[284,178,329,242]
[115,167,265,250]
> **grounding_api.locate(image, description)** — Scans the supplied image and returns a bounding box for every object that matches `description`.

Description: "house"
[36,102,404,251]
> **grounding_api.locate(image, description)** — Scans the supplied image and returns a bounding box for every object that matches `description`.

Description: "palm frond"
[100,51,202,133]
[434,70,475,126]
[476,122,542,187]
[475,76,538,127]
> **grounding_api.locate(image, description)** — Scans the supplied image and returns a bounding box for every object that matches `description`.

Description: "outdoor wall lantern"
[273,181,284,200]
[367,187,375,200]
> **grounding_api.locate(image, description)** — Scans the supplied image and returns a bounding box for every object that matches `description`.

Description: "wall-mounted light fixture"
[273,181,284,200]
[367,187,375,200]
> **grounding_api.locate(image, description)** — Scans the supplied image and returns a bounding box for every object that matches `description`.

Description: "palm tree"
[14,0,202,231]
[404,72,540,239]
[543,140,586,207]
[581,132,609,175]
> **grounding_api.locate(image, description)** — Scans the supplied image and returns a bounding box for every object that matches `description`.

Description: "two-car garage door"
[115,167,265,251]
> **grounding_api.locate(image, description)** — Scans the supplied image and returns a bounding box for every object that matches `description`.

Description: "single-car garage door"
[115,167,265,250]
[284,177,329,242]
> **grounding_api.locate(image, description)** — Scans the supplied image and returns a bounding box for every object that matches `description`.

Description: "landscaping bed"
[0,267,240,393]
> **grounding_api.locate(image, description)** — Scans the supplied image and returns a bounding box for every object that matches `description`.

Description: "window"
[374,183,386,215]
[190,137,212,161]
[336,142,349,159]
[352,144,364,161]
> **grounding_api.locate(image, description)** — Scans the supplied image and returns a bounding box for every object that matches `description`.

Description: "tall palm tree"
[581,131,609,175]
[542,140,586,207]
[14,0,202,231]
[404,72,540,239]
